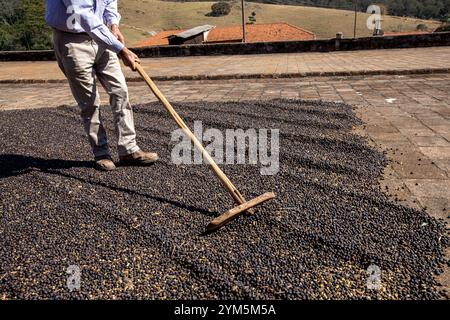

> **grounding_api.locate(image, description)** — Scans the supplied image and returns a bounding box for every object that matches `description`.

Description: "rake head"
[206,192,276,232]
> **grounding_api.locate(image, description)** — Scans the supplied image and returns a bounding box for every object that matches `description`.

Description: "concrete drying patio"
[1,99,447,299]
[1,75,448,226]
[0,47,448,298]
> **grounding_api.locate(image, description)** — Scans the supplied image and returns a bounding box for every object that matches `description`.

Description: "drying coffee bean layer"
[0,100,447,299]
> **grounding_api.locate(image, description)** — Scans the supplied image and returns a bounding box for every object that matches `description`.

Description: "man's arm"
[103,0,121,27]
[62,0,124,53]
[104,0,125,45]
[62,0,139,69]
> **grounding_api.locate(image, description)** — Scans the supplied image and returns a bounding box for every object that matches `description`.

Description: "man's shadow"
[0,154,93,179]
[0,154,215,217]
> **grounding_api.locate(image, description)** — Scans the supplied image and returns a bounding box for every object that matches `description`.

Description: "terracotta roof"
[137,23,315,47]
[138,30,181,46]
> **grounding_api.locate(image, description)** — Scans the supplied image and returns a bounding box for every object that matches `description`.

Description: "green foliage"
[416,23,429,30]
[208,2,232,17]
[0,0,52,51]
[248,11,257,24]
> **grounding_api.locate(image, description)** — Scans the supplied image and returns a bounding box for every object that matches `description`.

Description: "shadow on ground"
[0,154,93,179]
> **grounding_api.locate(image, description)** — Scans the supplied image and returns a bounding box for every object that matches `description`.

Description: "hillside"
[118,0,441,46]
[0,0,442,50]
[161,0,450,20]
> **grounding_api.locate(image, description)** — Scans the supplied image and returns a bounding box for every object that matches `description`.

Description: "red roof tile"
[138,30,182,46]
[136,23,315,47]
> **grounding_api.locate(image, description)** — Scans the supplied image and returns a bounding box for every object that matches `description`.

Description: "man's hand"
[119,47,141,70]
[111,24,125,45]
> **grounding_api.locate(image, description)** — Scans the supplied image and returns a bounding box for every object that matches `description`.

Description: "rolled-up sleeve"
[103,0,121,27]
[63,0,124,53]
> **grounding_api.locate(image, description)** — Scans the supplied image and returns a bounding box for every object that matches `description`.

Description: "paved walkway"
[1,47,450,82]
[0,51,449,294]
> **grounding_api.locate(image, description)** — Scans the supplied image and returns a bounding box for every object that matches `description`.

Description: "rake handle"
[135,64,248,206]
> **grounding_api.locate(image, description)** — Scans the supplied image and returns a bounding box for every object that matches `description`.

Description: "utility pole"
[353,0,358,39]
[241,0,246,43]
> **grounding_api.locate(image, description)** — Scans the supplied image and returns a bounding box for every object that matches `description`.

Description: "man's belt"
[54,28,89,36]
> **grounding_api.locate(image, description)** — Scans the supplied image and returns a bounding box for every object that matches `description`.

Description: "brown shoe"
[119,150,159,166]
[95,155,116,171]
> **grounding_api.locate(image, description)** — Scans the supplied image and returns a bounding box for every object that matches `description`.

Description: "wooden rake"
[135,64,276,232]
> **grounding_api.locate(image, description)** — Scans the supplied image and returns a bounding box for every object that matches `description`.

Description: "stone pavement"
[1,47,450,83]
[0,56,449,294]
[1,74,448,224]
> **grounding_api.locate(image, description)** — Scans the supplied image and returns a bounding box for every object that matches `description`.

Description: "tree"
[208,2,232,17]
[20,0,52,50]
[0,0,23,25]
[0,0,52,50]
[416,23,428,30]
[248,11,257,24]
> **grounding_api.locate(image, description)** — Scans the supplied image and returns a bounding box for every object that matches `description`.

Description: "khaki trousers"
[53,29,140,157]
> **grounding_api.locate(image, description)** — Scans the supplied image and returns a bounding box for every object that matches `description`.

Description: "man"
[45,0,158,171]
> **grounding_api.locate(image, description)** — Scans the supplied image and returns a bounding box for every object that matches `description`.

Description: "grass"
[118,0,440,46]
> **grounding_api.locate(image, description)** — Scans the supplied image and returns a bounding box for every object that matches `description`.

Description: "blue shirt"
[46,0,125,53]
